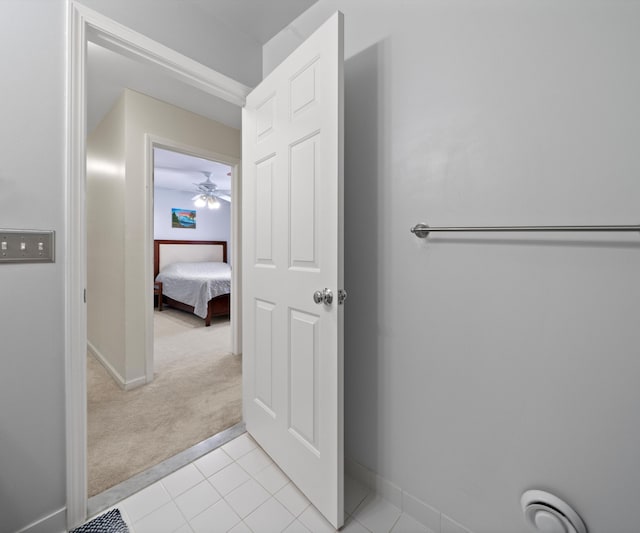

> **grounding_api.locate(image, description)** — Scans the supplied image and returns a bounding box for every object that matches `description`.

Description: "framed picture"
[171,208,196,229]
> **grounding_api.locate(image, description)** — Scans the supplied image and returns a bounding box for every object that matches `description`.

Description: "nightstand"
[154,281,163,311]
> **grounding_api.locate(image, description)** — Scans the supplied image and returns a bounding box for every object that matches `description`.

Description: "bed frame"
[154,239,230,326]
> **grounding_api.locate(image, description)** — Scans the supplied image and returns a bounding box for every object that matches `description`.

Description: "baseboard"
[123,375,147,390]
[14,507,66,533]
[345,457,474,533]
[87,341,146,390]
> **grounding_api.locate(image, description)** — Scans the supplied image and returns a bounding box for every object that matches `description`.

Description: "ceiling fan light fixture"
[191,171,228,209]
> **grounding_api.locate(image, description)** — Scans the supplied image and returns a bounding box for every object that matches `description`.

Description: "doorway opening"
[68,4,344,529]
[79,23,246,519]
[86,141,242,508]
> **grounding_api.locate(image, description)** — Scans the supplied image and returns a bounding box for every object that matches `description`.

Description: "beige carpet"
[87,308,242,497]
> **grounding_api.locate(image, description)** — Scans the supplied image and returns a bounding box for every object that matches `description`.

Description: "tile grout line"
[160,476,195,533]
[388,511,403,533]
[176,435,274,533]
[122,433,418,533]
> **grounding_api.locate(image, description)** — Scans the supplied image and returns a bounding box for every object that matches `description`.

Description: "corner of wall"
[262,1,338,77]
[86,91,128,381]
[345,456,475,533]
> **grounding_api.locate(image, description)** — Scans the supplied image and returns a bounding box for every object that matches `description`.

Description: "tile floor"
[96,432,431,533]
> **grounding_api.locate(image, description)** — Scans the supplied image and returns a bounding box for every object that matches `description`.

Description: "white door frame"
[143,135,242,383]
[65,1,250,527]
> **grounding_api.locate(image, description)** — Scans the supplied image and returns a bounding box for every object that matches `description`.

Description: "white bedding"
[155,261,231,319]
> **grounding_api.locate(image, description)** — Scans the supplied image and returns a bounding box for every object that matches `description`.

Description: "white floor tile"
[228,522,253,533]
[121,482,172,523]
[174,480,221,520]
[194,448,234,478]
[352,495,401,533]
[111,506,134,529]
[236,446,273,476]
[282,519,312,533]
[225,478,271,518]
[189,499,241,533]
[244,497,296,533]
[117,435,395,533]
[391,514,430,533]
[174,525,195,533]
[253,463,290,494]
[275,482,311,518]
[342,517,371,533]
[298,505,336,533]
[345,476,371,516]
[208,463,252,495]
[222,433,258,460]
[133,501,186,533]
[162,464,206,498]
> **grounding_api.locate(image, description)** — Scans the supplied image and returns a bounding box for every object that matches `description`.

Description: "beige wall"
[88,89,241,387]
[87,94,127,381]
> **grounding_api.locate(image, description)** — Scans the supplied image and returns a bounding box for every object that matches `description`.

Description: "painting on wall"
[171,208,196,229]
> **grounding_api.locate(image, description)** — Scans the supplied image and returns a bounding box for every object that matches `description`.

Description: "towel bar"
[410,223,640,239]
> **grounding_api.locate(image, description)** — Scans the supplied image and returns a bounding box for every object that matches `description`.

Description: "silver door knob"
[313,288,333,305]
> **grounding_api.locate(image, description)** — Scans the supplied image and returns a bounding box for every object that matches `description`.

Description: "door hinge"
[84,288,86,303]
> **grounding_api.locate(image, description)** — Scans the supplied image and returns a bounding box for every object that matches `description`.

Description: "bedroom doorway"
[148,144,241,379]
[84,37,244,510]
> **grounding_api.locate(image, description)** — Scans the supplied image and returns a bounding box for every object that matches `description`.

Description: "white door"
[242,12,344,529]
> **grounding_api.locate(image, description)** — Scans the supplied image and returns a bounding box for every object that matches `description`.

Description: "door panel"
[255,159,275,265]
[290,135,319,267]
[242,12,344,528]
[254,299,275,414]
[289,308,320,451]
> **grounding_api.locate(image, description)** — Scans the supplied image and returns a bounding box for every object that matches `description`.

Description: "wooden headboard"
[154,240,228,278]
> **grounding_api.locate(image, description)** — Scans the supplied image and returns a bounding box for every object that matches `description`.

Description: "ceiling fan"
[192,171,231,209]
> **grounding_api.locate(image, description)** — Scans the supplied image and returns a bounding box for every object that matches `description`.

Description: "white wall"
[266,2,640,532]
[0,1,67,532]
[154,187,231,246]
[87,94,127,381]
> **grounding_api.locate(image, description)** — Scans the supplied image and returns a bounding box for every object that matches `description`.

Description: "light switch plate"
[0,229,55,263]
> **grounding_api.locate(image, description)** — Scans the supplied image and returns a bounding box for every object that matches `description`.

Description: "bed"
[154,239,230,326]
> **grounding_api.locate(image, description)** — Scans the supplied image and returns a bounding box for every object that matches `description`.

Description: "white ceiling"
[184,0,317,44]
[87,0,319,170]
[87,42,243,133]
[87,0,318,134]
[154,147,232,194]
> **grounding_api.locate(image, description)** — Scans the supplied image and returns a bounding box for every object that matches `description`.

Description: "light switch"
[0,230,54,263]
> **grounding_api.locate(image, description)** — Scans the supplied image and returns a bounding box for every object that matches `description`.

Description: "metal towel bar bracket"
[410,223,640,239]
